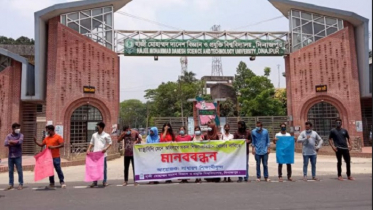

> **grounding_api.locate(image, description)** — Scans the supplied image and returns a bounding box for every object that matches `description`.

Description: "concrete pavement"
[0,175,371,210]
[0,152,371,185]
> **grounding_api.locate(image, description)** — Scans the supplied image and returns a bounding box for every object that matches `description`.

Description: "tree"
[219,98,236,117]
[233,62,286,116]
[0,36,34,45]
[275,88,287,115]
[180,71,197,83]
[119,99,147,129]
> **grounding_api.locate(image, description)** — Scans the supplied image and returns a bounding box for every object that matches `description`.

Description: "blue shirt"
[252,128,270,155]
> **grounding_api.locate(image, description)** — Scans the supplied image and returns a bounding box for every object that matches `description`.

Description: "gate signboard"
[124,39,286,56]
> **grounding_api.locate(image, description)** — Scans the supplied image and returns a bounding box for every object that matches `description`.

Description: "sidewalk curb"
[0,154,121,173]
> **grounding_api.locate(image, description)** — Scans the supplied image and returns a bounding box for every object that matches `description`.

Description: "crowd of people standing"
[2,118,354,190]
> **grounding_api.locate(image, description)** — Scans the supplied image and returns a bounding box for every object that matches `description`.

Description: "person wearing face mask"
[221,124,233,182]
[273,123,293,182]
[34,125,66,189]
[4,123,24,191]
[86,122,112,188]
[329,118,354,181]
[118,125,142,186]
[192,126,204,183]
[252,121,271,182]
[297,121,323,181]
[146,127,160,185]
[175,126,192,142]
[234,121,252,182]
[192,126,204,142]
[203,122,221,183]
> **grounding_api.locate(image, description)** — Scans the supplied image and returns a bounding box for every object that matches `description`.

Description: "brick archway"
[300,95,349,123]
[62,97,112,147]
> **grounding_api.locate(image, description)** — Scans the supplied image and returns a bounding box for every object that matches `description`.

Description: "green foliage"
[219,98,236,117]
[120,99,147,128]
[233,61,286,116]
[0,36,34,45]
[144,71,204,118]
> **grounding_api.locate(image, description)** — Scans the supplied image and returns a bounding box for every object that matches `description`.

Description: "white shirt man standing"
[87,122,112,187]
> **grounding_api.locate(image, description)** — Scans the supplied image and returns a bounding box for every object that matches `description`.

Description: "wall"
[286,23,364,151]
[0,61,22,158]
[46,17,120,158]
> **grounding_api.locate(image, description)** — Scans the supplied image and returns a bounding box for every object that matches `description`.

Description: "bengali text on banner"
[133,140,246,182]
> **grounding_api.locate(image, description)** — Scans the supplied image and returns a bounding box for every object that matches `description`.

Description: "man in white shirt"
[87,122,112,187]
[273,123,293,182]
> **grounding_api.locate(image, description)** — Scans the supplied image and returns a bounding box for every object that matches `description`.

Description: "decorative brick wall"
[286,22,364,151]
[46,17,120,158]
[0,61,22,158]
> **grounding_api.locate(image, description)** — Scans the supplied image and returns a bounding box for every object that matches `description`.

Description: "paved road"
[0,175,371,210]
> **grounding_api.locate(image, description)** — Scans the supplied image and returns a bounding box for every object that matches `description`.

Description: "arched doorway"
[70,105,103,144]
[307,102,340,141]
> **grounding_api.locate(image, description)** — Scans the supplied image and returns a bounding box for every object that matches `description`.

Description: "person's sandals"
[256,178,261,182]
[227,178,232,182]
[279,177,284,182]
[45,184,56,190]
[123,182,128,186]
[312,177,320,181]
[338,176,344,181]
[348,177,355,181]
[4,185,13,191]
[103,182,109,187]
[17,185,23,190]
[287,177,293,182]
[265,178,271,182]
[303,177,308,181]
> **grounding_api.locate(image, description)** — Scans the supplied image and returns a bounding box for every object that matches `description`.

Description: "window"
[60,6,114,50]
[70,105,103,145]
[36,104,43,113]
[307,102,340,142]
[290,10,344,52]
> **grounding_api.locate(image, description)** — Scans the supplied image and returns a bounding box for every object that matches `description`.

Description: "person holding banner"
[160,123,175,142]
[222,124,233,182]
[34,125,66,189]
[4,123,24,191]
[204,123,221,183]
[118,125,142,186]
[273,123,293,182]
[145,127,160,185]
[234,121,252,183]
[175,126,192,142]
[160,123,175,183]
[87,122,112,188]
[297,122,323,181]
[192,126,204,183]
[328,118,354,181]
[252,121,271,182]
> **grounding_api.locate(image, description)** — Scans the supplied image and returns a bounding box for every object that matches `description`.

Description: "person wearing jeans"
[234,121,252,183]
[252,121,271,182]
[297,121,323,181]
[4,123,24,190]
[87,122,112,188]
[34,125,66,189]
[273,123,293,182]
[329,118,354,181]
[118,125,141,186]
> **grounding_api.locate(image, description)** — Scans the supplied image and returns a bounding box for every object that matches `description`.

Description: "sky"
[0,0,371,102]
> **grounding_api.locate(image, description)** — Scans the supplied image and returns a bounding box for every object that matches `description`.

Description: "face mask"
[207,127,212,132]
[179,131,185,135]
[95,127,99,132]
[15,129,21,134]
[195,131,201,136]
[126,131,131,135]
[306,129,312,133]
[281,127,286,131]
[256,127,261,131]
[336,122,342,127]
[46,131,50,136]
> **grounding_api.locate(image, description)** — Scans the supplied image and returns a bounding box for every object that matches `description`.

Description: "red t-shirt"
[160,134,173,142]
[175,135,192,142]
